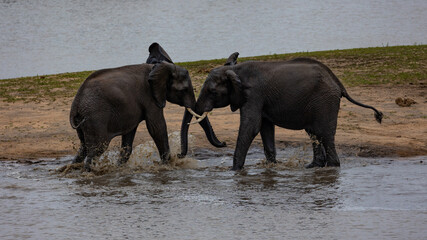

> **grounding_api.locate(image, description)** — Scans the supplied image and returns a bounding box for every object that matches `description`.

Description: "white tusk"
[186,108,203,118]
[188,112,208,125]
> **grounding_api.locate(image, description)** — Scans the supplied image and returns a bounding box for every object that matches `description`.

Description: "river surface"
[0,138,426,239]
[1,0,426,79]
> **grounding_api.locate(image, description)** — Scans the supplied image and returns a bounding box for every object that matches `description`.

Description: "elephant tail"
[316,60,383,124]
[70,113,86,129]
[341,90,383,124]
[297,58,384,124]
[70,103,86,129]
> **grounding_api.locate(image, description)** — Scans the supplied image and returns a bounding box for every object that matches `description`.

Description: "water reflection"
[260,169,279,190]
[76,174,137,187]
[0,152,426,239]
[1,1,17,5]
[147,172,176,185]
[229,165,341,210]
[297,168,340,193]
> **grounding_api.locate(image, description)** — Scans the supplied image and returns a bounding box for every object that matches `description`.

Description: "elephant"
[191,53,383,170]
[69,43,224,171]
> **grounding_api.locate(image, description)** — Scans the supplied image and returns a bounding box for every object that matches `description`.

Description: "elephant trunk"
[179,108,193,158]
[198,116,226,148]
[195,99,226,148]
[179,107,226,158]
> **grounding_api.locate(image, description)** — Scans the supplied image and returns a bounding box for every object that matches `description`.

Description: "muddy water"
[0,136,426,239]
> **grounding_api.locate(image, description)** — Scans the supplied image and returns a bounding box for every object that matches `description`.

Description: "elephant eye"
[175,87,186,93]
[172,83,188,92]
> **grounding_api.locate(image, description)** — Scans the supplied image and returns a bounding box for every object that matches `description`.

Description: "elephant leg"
[310,102,340,167]
[232,110,262,170]
[312,123,340,167]
[146,113,170,164]
[322,135,340,167]
[118,127,138,165]
[82,123,111,171]
[260,118,276,163]
[305,131,326,168]
[72,127,87,164]
[84,139,110,172]
[320,110,340,167]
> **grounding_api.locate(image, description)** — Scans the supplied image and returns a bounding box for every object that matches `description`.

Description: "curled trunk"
[179,109,226,158]
[199,117,226,147]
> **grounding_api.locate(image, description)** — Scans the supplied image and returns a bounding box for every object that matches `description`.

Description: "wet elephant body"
[70,43,224,171]
[194,54,383,170]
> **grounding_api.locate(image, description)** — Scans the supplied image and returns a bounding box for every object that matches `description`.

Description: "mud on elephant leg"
[118,127,138,166]
[322,136,340,167]
[73,128,87,164]
[84,141,110,172]
[305,131,326,168]
[316,120,340,167]
[260,118,277,163]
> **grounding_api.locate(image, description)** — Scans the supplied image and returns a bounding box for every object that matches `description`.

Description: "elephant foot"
[161,154,171,164]
[231,165,244,171]
[72,155,85,164]
[117,158,129,166]
[266,159,277,164]
[84,163,92,172]
[325,161,340,167]
[305,161,325,169]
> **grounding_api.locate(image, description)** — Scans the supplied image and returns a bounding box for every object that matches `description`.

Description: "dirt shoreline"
[1,84,426,161]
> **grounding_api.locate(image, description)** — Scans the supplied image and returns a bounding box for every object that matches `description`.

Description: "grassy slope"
[1,45,426,102]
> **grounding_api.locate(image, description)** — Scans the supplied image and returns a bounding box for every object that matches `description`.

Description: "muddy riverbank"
[1,84,426,161]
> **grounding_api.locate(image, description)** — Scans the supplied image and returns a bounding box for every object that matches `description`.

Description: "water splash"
[56,131,198,177]
[256,143,311,170]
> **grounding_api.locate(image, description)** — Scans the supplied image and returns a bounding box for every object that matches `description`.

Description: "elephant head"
[148,61,195,109]
[150,62,226,157]
[146,43,192,108]
[194,52,249,117]
[178,52,247,157]
[146,43,226,157]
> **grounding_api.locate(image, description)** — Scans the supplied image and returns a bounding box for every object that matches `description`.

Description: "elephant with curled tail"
[191,53,383,170]
[69,43,225,171]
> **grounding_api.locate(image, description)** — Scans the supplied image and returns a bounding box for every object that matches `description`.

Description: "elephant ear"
[148,62,175,108]
[225,69,248,112]
[224,52,239,66]
[146,42,174,64]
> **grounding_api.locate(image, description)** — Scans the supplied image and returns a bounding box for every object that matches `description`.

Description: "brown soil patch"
[1,85,426,161]
[395,97,417,107]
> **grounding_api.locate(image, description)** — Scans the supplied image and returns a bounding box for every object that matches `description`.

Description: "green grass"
[1,45,426,102]
[179,45,427,89]
[0,71,92,102]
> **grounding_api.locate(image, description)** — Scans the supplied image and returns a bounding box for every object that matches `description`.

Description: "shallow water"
[0,141,426,239]
[1,0,426,79]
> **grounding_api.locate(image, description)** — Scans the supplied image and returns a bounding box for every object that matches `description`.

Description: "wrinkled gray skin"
[195,53,383,170]
[70,43,224,171]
